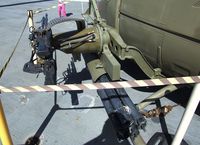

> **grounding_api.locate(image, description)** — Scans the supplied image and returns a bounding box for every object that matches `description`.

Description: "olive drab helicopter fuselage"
[97,0,200,77]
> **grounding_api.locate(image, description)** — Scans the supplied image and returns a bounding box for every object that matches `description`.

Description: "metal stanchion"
[0,100,13,145]
[27,10,37,64]
[171,83,200,145]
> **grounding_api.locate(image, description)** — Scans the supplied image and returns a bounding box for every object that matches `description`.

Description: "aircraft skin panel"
[161,33,200,76]
[120,0,166,27]
[160,0,200,41]
[119,14,164,68]
[97,0,118,28]
[119,14,200,76]
[120,0,200,41]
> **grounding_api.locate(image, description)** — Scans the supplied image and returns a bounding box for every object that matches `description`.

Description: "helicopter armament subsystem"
[23,14,147,142]
[23,0,166,143]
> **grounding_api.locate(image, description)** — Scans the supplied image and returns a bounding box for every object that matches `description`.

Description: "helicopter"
[21,0,200,145]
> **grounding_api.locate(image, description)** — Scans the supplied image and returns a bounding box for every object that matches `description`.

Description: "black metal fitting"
[96,74,146,141]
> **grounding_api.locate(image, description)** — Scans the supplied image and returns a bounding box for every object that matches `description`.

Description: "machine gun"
[23,0,167,143]
[23,28,56,85]
[23,16,86,85]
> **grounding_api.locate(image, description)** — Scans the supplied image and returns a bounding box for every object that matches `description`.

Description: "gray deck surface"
[0,1,199,145]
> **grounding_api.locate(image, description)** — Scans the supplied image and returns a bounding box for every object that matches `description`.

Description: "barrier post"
[171,83,200,145]
[0,99,13,145]
[27,10,37,64]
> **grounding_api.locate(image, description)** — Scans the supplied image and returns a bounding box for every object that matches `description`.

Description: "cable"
[0,17,29,78]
